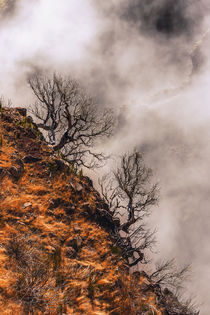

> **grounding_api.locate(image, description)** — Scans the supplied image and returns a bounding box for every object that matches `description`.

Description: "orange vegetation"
[0,108,163,314]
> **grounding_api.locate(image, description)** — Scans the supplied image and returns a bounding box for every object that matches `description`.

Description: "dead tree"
[150,259,190,290]
[99,150,158,266]
[163,290,199,315]
[148,259,200,314]
[28,73,115,168]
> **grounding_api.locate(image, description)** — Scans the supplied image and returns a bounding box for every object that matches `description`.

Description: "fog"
[0,0,210,313]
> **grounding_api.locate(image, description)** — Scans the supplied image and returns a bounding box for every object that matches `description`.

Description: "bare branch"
[28,72,115,168]
[150,259,191,290]
[99,150,158,266]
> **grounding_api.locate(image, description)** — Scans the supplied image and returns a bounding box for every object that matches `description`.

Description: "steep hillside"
[0,107,194,314]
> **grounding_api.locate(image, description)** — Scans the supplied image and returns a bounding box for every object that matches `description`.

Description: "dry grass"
[0,108,163,314]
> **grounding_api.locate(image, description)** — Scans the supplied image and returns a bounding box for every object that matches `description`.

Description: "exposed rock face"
[15,107,27,117]
[22,155,42,163]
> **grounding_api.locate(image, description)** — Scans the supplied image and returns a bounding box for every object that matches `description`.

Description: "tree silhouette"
[29,73,115,168]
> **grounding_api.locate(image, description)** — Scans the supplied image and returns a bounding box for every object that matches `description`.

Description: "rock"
[17,221,25,226]
[49,198,63,209]
[0,167,8,180]
[15,158,24,170]
[49,198,75,216]
[83,176,93,187]
[26,116,33,123]
[23,202,32,208]
[81,202,92,215]
[66,236,83,251]
[93,205,120,233]
[45,245,56,254]
[163,288,173,296]
[23,155,42,163]
[75,236,82,247]
[54,159,67,171]
[15,107,27,116]
[69,180,83,193]
[8,166,21,181]
[49,232,56,238]
[65,246,77,258]
[132,271,141,282]
[36,190,49,196]
[64,206,75,215]
[55,213,63,221]
[2,113,13,123]
[8,158,24,182]
[74,226,81,233]
[76,183,83,193]
[46,210,54,216]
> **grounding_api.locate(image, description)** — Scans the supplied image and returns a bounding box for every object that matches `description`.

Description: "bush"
[5,234,57,314]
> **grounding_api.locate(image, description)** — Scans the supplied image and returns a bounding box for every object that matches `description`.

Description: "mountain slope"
[0,107,194,314]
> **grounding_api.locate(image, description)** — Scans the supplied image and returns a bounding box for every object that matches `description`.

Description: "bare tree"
[99,152,199,313]
[150,259,190,290]
[148,259,200,314]
[100,151,158,231]
[28,73,115,168]
[99,150,158,266]
[164,290,199,315]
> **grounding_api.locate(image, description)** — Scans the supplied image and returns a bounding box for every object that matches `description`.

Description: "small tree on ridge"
[100,150,158,266]
[28,73,115,168]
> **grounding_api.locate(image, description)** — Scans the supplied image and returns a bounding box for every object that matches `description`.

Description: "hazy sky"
[0,0,210,313]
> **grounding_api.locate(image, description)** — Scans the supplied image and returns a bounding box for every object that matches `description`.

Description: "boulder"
[15,107,27,117]
[54,159,67,171]
[9,166,21,181]
[23,202,32,209]
[23,155,42,163]
[8,158,24,182]
[49,198,63,209]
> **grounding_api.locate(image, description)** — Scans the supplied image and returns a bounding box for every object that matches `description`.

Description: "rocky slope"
[0,107,195,314]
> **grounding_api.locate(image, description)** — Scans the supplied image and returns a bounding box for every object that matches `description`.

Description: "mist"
[0,0,210,313]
